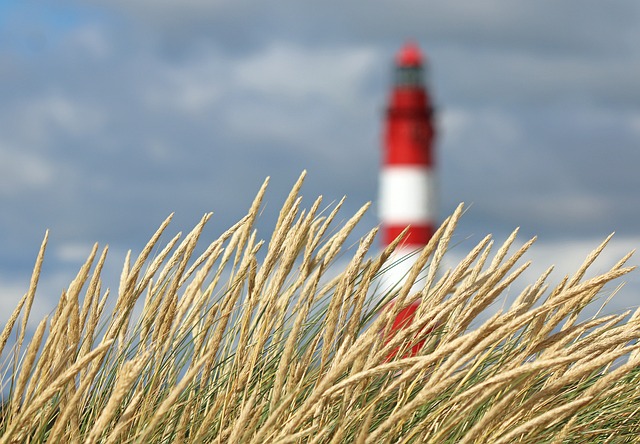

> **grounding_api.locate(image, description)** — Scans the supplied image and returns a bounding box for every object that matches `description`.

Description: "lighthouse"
[379,41,436,292]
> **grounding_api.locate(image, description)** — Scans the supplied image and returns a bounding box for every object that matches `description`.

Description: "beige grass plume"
[0,172,638,443]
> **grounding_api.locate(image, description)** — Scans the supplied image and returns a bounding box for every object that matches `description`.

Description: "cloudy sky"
[1,0,640,322]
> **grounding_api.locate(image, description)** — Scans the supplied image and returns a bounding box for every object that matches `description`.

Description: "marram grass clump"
[1,173,640,443]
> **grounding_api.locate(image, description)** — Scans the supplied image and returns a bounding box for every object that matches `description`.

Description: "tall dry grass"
[1,172,639,443]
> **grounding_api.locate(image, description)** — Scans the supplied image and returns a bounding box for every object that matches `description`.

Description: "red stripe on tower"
[379,41,437,291]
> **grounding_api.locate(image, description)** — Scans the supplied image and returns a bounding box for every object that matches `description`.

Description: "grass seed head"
[0,174,638,443]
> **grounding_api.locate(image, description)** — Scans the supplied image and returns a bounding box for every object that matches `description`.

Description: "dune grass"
[1,172,639,443]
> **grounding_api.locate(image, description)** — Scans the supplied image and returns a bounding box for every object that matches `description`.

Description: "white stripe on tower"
[380,166,436,227]
[379,41,436,292]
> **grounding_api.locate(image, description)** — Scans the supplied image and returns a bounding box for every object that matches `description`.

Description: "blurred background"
[1,0,640,324]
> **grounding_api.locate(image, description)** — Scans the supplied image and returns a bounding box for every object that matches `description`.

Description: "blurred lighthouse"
[379,41,436,292]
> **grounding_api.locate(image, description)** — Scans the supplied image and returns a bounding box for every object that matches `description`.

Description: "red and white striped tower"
[379,41,436,293]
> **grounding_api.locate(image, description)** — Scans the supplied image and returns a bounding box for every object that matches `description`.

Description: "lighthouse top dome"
[396,41,423,67]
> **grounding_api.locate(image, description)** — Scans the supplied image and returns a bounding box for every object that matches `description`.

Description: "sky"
[1,0,640,324]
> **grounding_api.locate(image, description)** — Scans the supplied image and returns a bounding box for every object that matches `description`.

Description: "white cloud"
[439,107,527,174]
[629,112,640,135]
[66,24,113,60]
[9,94,107,146]
[55,242,97,263]
[233,42,378,106]
[0,147,55,196]
[0,280,29,321]
[0,275,57,333]
[143,58,225,114]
